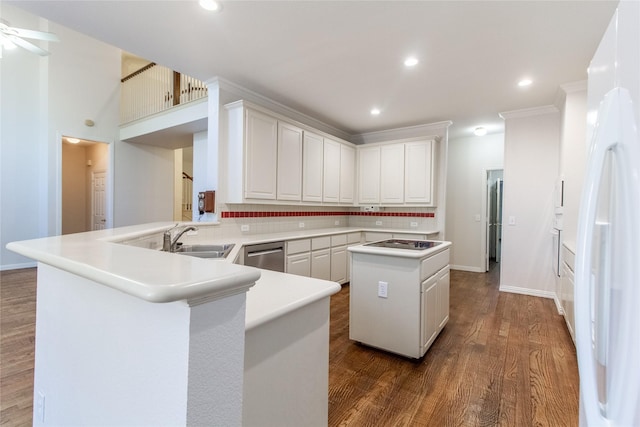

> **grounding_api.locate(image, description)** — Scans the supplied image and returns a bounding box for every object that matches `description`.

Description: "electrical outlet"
[410,222,418,227]
[378,281,388,298]
[474,214,481,222]
[36,391,45,422]
[375,221,382,226]
[299,222,305,228]
[240,224,249,232]
[334,220,340,226]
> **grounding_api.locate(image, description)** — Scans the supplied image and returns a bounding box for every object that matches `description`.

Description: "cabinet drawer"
[347,232,362,244]
[331,234,347,246]
[312,236,331,250]
[287,239,310,255]
[364,232,393,242]
[420,248,450,281]
[392,233,426,240]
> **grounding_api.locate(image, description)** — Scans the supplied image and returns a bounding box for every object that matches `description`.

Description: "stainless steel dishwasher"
[243,241,285,272]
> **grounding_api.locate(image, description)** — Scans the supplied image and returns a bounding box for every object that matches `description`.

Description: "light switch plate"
[240,224,250,232]
[508,216,516,225]
[378,281,388,298]
[375,221,382,226]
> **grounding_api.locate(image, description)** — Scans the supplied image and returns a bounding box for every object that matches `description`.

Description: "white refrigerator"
[575,1,640,426]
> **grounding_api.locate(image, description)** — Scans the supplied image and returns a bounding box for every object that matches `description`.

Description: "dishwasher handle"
[246,248,283,257]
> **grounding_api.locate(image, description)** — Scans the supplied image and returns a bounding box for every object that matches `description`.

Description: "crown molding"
[351,120,452,145]
[499,105,559,120]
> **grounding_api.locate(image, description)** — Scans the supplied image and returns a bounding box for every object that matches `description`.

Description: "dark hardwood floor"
[1,264,579,426]
[328,263,579,426]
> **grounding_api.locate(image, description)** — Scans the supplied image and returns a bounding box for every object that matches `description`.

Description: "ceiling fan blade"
[8,35,51,56]
[10,27,59,42]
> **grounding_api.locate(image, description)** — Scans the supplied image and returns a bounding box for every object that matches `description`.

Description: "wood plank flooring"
[0,264,579,426]
[328,264,579,426]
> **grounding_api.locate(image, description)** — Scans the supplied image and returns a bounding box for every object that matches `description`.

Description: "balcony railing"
[120,63,208,124]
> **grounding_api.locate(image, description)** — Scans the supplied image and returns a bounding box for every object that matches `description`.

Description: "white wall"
[445,133,504,271]
[558,82,588,248]
[1,5,53,269]
[1,5,176,268]
[500,107,560,297]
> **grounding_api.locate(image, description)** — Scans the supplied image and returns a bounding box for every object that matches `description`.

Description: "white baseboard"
[450,265,485,273]
[499,285,556,299]
[1,261,37,271]
[553,295,564,315]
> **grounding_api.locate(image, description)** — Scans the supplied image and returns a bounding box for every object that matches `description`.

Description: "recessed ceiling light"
[199,0,222,12]
[370,108,381,116]
[518,78,533,87]
[404,57,419,67]
[474,127,487,136]
[66,137,80,144]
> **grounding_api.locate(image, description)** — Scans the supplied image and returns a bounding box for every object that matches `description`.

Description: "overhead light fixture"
[370,108,381,116]
[404,56,419,67]
[474,127,487,136]
[66,137,80,144]
[518,78,533,87]
[199,0,222,12]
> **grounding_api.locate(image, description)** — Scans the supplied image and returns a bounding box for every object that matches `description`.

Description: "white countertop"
[6,222,438,329]
[348,240,452,259]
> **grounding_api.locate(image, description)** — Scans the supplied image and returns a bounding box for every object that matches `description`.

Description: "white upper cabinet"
[356,138,438,207]
[277,121,303,201]
[404,140,437,205]
[358,146,381,204]
[224,100,360,206]
[302,131,324,202]
[380,144,405,204]
[245,108,278,200]
[339,144,355,203]
[323,138,341,203]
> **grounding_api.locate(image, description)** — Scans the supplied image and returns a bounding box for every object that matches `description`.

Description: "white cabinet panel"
[437,266,450,329]
[380,144,405,204]
[357,146,381,204]
[287,253,311,277]
[405,140,436,205]
[339,144,355,203]
[245,109,278,200]
[330,246,347,284]
[277,121,303,201]
[311,248,331,280]
[421,275,439,351]
[303,131,324,202]
[323,139,340,203]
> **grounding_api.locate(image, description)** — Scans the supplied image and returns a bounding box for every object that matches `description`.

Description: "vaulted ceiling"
[9,0,618,139]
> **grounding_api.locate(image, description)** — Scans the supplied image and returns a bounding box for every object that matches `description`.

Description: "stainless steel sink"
[174,243,235,259]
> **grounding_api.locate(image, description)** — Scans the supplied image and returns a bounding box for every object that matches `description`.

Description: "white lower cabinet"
[287,253,311,277]
[561,261,575,343]
[330,246,347,283]
[421,264,450,353]
[311,249,331,281]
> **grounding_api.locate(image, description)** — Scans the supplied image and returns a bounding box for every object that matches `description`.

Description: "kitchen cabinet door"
[437,266,450,329]
[286,253,311,277]
[421,275,439,351]
[302,131,324,202]
[323,138,341,203]
[245,109,278,200]
[311,249,331,281]
[330,246,347,284]
[277,121,303,201]
[358,146,381,204]
[380,144,405,204]
[405,140,436,205]
[339,144,355,204]
[561,262,575,343]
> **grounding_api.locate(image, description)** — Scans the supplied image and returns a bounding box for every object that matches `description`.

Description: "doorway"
[61,136,110,234]
[484,169,504,272]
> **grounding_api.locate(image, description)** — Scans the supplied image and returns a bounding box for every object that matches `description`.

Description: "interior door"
[92,171,106,230]
[496,179,503,262]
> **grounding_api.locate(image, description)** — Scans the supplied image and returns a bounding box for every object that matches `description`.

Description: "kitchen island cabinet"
[6,223,340,426]
[349,240,451,358]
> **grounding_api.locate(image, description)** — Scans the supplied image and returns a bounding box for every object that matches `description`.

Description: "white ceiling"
[9,0,618,140]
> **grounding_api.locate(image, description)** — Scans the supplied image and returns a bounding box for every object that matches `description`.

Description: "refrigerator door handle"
[575,87,640,425]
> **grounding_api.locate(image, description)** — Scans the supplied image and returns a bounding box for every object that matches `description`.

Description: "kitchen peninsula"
[6,222,341,426]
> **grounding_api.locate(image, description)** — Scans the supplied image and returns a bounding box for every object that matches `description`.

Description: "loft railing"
[120,63,208,124]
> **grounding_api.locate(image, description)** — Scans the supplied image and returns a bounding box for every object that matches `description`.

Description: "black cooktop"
[364,239,442,251]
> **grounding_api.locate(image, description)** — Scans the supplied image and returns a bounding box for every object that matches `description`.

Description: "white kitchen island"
[348,239,452,359]
[7,222,340,427]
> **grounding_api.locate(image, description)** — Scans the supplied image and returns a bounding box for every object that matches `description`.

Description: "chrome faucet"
[163,224,198,252]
